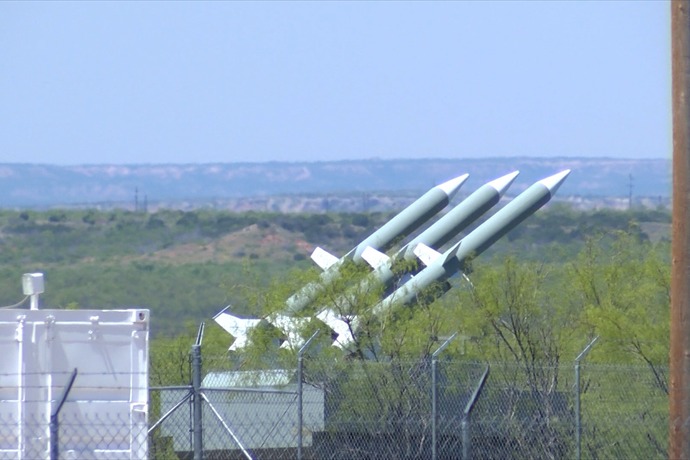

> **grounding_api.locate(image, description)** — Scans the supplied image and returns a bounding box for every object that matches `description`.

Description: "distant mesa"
[0,158,670,210]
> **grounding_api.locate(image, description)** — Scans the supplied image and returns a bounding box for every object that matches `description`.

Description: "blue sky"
[0,1,670,165]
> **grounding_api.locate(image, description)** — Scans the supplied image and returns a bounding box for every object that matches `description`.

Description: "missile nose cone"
[436,173,470,199]
[487,171,520,195]
[539,169,571,195]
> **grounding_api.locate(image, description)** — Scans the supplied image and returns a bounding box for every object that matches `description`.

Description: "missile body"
[349,174,469,263]
[291,174,515,348]
[215,173,469,350]
[371,170,570,317]
[361,171,520,290]
[215,170,569,352]
[317,171,524,348]
[317,171,519,336]
[283,173,468,315]
[400,171,519,262]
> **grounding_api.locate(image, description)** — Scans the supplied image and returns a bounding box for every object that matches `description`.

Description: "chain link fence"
[0,344,668,459]
[578,363,668,459]
[145,343,668,460]
[0,368,148,460]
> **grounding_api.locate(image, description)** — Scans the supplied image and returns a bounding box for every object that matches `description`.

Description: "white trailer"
[0,308,149,460]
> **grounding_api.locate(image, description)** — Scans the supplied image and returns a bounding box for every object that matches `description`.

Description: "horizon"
[0,158,671,210]
[0,155,671,168]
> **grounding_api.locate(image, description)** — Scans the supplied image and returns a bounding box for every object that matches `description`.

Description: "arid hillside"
[0,158,670,210]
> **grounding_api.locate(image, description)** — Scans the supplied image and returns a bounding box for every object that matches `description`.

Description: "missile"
[371,169,570,317]
[315,172,520,341]
[283,173,469,315]
[360,171,520,284]
[398,171,520,263]
[349,173,470,263]
[216,170,568,352]
[321,170,569,349]
[215,173,468,350]
[311,173,470,269]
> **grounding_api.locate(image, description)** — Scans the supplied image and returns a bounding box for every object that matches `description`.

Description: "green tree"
[569,231,670,388]
[451,257,579,459]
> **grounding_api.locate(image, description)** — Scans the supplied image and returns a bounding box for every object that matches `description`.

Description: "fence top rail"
[150,385,192,391]
[200,387,299,395]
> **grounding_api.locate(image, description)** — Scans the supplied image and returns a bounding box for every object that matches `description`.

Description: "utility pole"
[670,1,690,458]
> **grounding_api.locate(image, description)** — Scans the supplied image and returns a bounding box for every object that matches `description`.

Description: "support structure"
[297,330,319,460]
[671,1,690,458]
[461,366,490,460]
[49,368,78,460]
[192,323,204,460]
[574,336,598,460]
[431,333,457,460]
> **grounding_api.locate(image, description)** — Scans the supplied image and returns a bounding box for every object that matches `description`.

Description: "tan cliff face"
[0,158,670,210]
[129,224,316,265]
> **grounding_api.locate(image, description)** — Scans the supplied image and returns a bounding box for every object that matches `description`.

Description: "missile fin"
[269,314,309,349]
[213,306,263,350]
[311,247,340,270]
[229,335,250,351]
[213,306,261,337]
[413,243,443,267]
[361,246,391,269]
[440,241,463,267]
[317,309,358,349]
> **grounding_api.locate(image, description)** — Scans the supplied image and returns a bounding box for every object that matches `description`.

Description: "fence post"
[50,368,78,460]
[461,365,489,460]
[192,323,204,460]
[574,336,598,460]
[432,332,457,460]
[298,330,319,460]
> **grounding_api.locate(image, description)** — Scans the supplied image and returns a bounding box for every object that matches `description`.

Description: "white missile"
[327,170,570,349]
[283,173,469,315]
